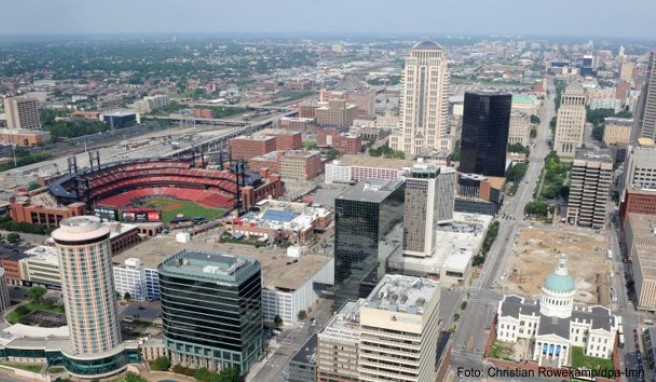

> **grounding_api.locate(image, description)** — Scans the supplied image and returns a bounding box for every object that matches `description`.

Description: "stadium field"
[144,198,226,224]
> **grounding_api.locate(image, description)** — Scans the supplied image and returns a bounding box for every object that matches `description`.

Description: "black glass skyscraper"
[459,91,512,177]
[333,179,405,307]
[159,249,263,375]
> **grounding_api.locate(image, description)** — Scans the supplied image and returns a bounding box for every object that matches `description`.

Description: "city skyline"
[1,0,656,39]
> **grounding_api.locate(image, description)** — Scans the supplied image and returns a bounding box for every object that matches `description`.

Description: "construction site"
[499,226,613,305]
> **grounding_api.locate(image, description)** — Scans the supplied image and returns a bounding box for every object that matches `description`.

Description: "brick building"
[621,188,656,222]
[10,191,86,227]
[265,131,302,151]
[194,109,214,119]
[248,152,282,174]
[317,129,362,155]
[279,117,315,133]
[229,135,276,160]
[281,150,323,180]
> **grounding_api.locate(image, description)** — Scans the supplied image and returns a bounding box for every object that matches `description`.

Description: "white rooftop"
[365,275,439,315]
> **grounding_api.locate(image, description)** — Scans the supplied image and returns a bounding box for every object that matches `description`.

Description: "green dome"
[544,273,575,293]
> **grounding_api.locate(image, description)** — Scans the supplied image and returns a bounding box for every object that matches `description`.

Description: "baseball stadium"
[11,157,282,227]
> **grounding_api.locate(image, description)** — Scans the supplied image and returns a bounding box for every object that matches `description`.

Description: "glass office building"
[333,179,405,306]
[159,249,263,375]
[460,91,512,177]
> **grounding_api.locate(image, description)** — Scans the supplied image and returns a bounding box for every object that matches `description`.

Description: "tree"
[507,163,528,183]
[149,356,170,371]
[297,310,307,321]
[274,314,284,328]
[123,292,131,301]
[549,117,557,133]
[27,286,47,302]
[6,232,20,244]
[507,143,530,154]
[530,114,541,124]
[28,182,41,191]
[524,201,549,217]
[124,372,149,382]
[530,127,537,138]
[460,301,468,310]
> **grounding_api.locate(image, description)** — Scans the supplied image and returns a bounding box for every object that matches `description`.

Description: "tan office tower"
[391,41,450,157]
[402,163,440,258]
[553,83,587,157]
[52,216,122,355]
[358,275,441,382]
[3,96,42,130]
[633,52,656,141]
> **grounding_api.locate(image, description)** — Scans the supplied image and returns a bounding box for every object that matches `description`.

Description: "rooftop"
[229,199,331,232]
[574,148,613,163]
[365,274,439,316]
[333,154,416,169]
[290,333,317,366]
[232,134,275,142]
[627,213,656,237]
[23,246,58,265]
[322,300,365,340]
[412,41,443,51]
[113,235,332,290]
[283,150,320,159]
[604,117,633,125]
[51,216,110,242]
[337,178,405,204]
[158,249,258,284]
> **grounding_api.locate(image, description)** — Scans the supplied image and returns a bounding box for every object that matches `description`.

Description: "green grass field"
[570,346,614,371]
[145,198,226,224]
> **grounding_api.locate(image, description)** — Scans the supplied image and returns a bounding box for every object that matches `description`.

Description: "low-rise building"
[264,130,302,151]
[317,128,362,154]
[280,150,323,180]
[508,110,531,146]
[222,199,331,245]
[278,117,315,133]
[603,117,633,146]
[10,189,86,228]
[248,151,281,174]
[0,130,51,146]
[324,155,416,184]
[288,334,317,382]
[19,246,61,289]
[230,135,276,161]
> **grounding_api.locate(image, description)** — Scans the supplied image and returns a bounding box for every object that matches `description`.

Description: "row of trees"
[507,162,528,184]
[507,143,530,154]
[150,356,240,381]
[170,363,241,382]
[369,143,404,159]
[524,201,549,217]
[539,151,571,200]
[472,221,500,266]
[0,216,54,236]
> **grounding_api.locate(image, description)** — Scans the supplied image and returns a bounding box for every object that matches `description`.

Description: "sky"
[1,0,655,39]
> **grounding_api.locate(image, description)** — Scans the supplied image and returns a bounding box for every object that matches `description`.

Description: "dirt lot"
[500,227,611,304]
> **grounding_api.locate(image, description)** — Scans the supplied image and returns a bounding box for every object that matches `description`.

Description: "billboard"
[122,208,161,222]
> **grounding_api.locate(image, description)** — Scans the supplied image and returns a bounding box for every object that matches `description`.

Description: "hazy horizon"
[1,0,654,40]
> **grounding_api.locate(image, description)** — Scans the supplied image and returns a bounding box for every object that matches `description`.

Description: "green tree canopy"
[26,286,47,302]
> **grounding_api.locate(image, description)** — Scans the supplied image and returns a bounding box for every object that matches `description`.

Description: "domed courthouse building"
[495,255,619,368]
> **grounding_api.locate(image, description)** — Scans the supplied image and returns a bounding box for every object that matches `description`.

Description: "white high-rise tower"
[390,41,451,157]
[633,51,656,141]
